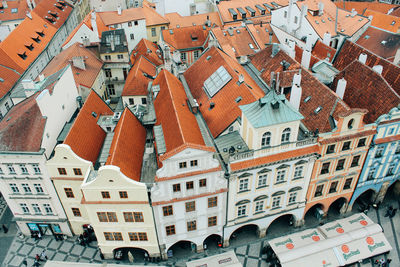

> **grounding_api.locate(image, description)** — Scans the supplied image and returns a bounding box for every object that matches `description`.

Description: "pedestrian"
[40,250,47,260]
[35,254,40,262]
[22,259,27,266]
[37,231,42,240]
[33,259,40,267]
[2,224,8,233]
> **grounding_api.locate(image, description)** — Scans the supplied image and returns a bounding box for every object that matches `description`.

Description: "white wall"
[90,0,127,12]
[63,24,99,49]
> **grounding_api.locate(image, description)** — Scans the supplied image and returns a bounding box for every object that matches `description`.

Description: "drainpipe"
[148,186,164,260]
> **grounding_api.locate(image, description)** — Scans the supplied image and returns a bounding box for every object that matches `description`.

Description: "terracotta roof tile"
[363,9,400,33]
[153,69,210,158]
[294,45,320,69]
[165,12,222,28]
[106,108,146,181]
[32,0,73,30]
[0,93,46,152]
[184,47,265,137]
[333,40,400,96]
[142,5,169,26]
[130,38,163,66]
[0,64,22,99]
[246,22,278,49]
[312,40,336,62]
[390,7,400,17]
[334,0,397,15]
[64,91,113,164]
[0,1,29,22]
[122,56,156,96]
[162,25,209,51]
[97,8,145,26]
[41,43,103,89]
[332,60,400,124]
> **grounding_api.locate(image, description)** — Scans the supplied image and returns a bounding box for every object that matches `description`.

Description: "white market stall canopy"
[268,213,392,267]
[186,250,242,267]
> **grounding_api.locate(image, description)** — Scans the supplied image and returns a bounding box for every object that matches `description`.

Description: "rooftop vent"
[314,106,322,114]
[25,43,34,51]
[228,8,238,20]
[209,102,215,110]
[237,7,246,19]
[246,6,256,17]
[304,96,311,103]
[18,51,27,60]
[112,112,122,121]
[91,111,97,118]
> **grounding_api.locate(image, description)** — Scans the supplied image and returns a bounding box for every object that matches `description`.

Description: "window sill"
[292,176,303,181]
[253,211,265,215]
[274,181,286,185]
[236,215,248,219]
[238,189,250,194]
[270,207,281,210]
[287,202,296,206]
[256,185,268,189]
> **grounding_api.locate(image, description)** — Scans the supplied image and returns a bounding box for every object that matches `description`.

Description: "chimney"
[271,43,280,57]
[305,34,313,51]
[72,56,86,70]
[117,5,122,15]
[372,65,383,75]
[205,15,211,27]
[394,47,400,66]
[287,0,295,33]
[318,2,324,16]
[323,32,331,46]
[91,11,100,42]
[2,1,8,8]
[358,53,367,64]
[301,49,311,69]
[38,74,45,81]
[336,77,347,99]
[350,8,357,17]
[268,31,273,44]
[290,72,302,110]
[299,4,307,30]
[288,41,295,58]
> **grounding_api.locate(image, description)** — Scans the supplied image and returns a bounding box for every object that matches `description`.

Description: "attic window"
[18,52,27,60]
[91,111,97,118]
[31,36,41,43]
[206,55,212,60]
[358,18,363,21]
[364,35,370,39]
[321,19,325,23]
[235,96,242,103]
[209,102,215,110]
[304,96,311,103]
[328,17,332,21]
[11,8,18,13]
[249,43,254,49]
[314,106,323,114]
[0,78,4,82]
[55,4,63,10]
[191,34,198,41]
[25,44,34,51]
[45,16,56,23]
[391,21,396,25]
[49,11,59,18]
[36,31,45,37]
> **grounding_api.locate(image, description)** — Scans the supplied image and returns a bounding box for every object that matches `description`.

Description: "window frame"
[342,141,351,151]
[101,191,110,199]
[281,128,291,143]
[239,178,249,192]
[185,201,196,212]
[64,188,74,198]
[186,181,194,190]
[172,183,181,192]
[57,168,67,175]
[320,162,330,175]
[73,168,82,175]
[237,205,246,217]
[261,132,271,147]
[166,225,176,236]
[119,191,128,199]
[187,220,197,231]
[208,196,217,208]
[314,184,324,197]
[199,178,207,187]
[208,216,217,227]
[163,205,173,216]
[72,208,81,217]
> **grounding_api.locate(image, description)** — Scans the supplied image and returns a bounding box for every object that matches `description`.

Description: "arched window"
[261,132,271,147]
[281,128,291,143]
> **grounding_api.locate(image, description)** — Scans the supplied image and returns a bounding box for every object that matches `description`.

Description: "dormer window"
[261,132,271,147]
[32,36,41,43]
[54,4,63,10]
[36,31,45,37]
[25,44,34,51]
[281,128,291,143]
[49,11,58,18]
[191,34,198,41]
[45,16,56,23]
[18,52,27,60]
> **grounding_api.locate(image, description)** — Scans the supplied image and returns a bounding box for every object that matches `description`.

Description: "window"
[22,184,31,194]
[237,205,246,216]
[190,160,198,167]
[342,141,351,151]
[208,196,217,208]
[375,146,384,158]
[395,143,400,154]
[314,185,324,197]
[166,225,176,236]
[329,181,338,193]
[186,181,194,190]
[172,183,181,192]
[258,174,268,187]
[185,201,196,212]
[281,128,291,143]
[294,16,298,23]
[272,196,281,208]
[129,98,134,105]
[163,205,173,216]
[20,164,28,174]
[9,183,19,193]
[288,192,297,204]
[276,170,286,183]
[58,168,67,175]
[33,164,41,174]
[239,178,249,191]
[101,191,110,198]
[123,212,144,222]
[130,33,135,40]
[141,98,147,104]
[367,167,376,181]
[357,138,366,147]
[203,66,232,97]
[20,203,30,214]
[104,68,112,77]
[336,159,346,171]
[179,162,187,169]
[199,179,207,187]
[151,27,156,37]
[128,21,132,27]
[320,162,330,175]
[134,20,138,26]
[43,204,53,214]
[208,216,217,227]
[326,144,335,154]
[7,164,15,174]
[104,232,123,241]
[73,168,82,175]
[343,178,352,190]
[349,155,360,167]
[181,52,186,62]
[34,184,43,194]
[0,167,3,174]
[194,50,199,60]
[187,220,197,231]
[119,191,128,198]
[386,163,395,176]
[261,132,271,147]
[294,166,303,178]
[97,212,117,222]
[255,200,264,212]
[107,84,115,95]
[72,208,81,217]
[161,26,166,30]
[284,11,287,18]
[129,232,148,241]
[134,212,144,222]
[117,54,123,59]
[104,55,111,60]
[64,188,74,198]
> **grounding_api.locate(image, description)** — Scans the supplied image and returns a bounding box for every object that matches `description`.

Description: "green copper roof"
[239,90,304,128]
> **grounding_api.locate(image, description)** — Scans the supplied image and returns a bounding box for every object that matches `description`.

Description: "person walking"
[40,250,48,260]
[2,224,8,233]
[22,259,27,266]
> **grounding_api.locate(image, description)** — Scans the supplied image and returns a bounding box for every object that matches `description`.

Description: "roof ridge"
[106,108,128,165]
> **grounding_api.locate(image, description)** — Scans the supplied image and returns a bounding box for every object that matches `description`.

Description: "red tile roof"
[363,9,400,33]
[246,22,278,49]
[0,93,46,152]
[162,25,209,51]
[32,0,73,30]
[153,69,212,160]
[333,40,400,96]
[335,0,397,15]
[312,40,336,62]
[41,43,103,89]
[142,5,169,26]
[165,12,222,28]
[64,91,113,164]
[122,56,156,96]
[130,38,163,66]
[184,47,265,137]
[97,8,145,26]
[106,108,146,181]
[0,1,29,22]
[332,60,400,124]
[250,46,352,133]
[0,64,22,99]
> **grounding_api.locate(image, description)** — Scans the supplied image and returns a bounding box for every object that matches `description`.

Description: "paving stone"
[66,255,79,262]
[71,245,85,256]
[82,247,96,258]
[37,238,52,247]
[18,244,33,255]
[235,245,247,255]
[52,252,67,261]
[47,239,61,250]
[248,243,260,257]
[58,241,73,253]
[246,257,258,266]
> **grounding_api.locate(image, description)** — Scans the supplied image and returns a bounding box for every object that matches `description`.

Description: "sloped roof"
[41,43,103,88]
[240,90,304,128]
[130,38,163,66]
[184,46,265,137]
[0,64,22,99]
[212,26,259,57]
[122,56,156,96]
[312,40,336,62]
[165,12,222,28]
[142,5,169,26]
[334,1,397,15]
[363,9,400,33]
[106,108,146,181]
[0,93,46,152]
[32,0,73,30]
[333,40,400,96]
[0,0,29,22]
[153,69,211,160]
[64,91,113,164]
[162,25,209,51]
[250,46,351,133]
[97,8,145,26]
[332,60,400,124]
[246,23,278,49]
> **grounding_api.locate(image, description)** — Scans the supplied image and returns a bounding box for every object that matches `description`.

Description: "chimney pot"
[336,77,347,99]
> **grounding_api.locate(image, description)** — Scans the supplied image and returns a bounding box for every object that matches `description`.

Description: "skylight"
[204,66,232,97]
[11,8,18,13]
[249,43,255,49]
[304,96,311,103]
[314,106,323,114]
